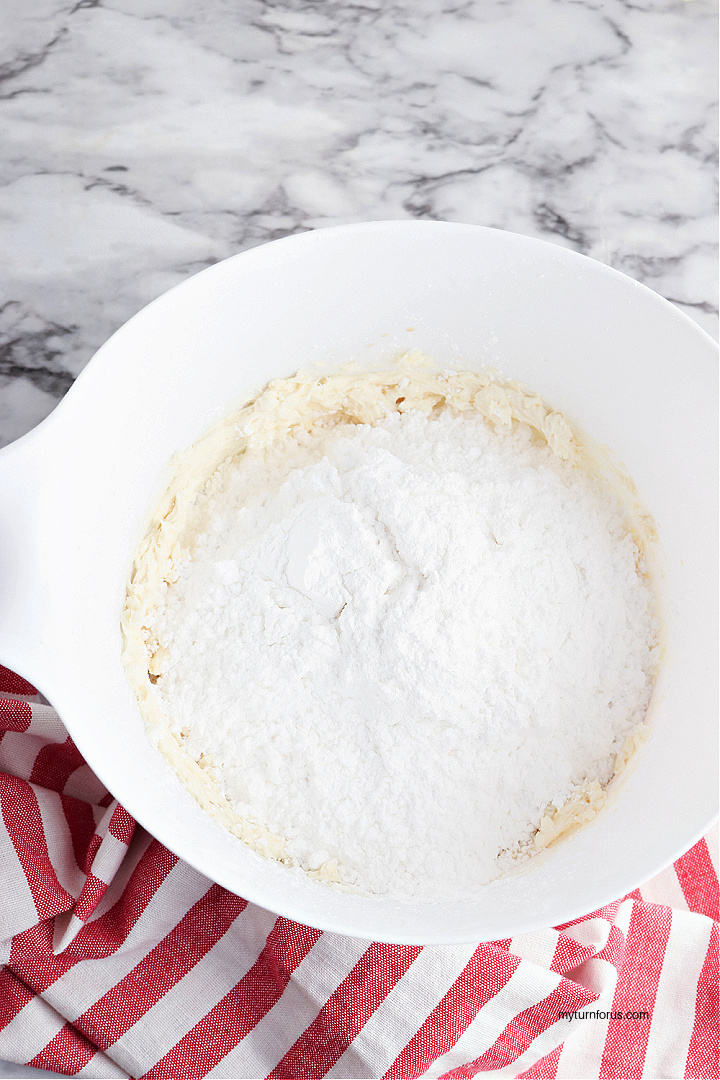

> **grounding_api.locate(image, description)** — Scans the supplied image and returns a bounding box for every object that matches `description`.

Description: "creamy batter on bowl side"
[122,355,660,898]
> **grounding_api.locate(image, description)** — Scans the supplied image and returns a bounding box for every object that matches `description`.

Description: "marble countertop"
[1,0,717,451]
[0,1,716,1077]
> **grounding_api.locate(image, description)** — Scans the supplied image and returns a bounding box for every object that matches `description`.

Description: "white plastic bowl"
[0,221,716,943]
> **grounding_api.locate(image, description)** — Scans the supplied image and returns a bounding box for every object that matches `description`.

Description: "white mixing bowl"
[0,221,716,943]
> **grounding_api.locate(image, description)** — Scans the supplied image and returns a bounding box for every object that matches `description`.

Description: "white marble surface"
[0,2,716,1077]
[0,0,717,450]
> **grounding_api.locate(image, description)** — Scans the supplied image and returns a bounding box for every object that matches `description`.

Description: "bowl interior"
[30,221,718,942]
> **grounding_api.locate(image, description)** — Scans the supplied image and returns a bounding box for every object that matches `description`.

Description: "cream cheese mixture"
[122,358,659,898]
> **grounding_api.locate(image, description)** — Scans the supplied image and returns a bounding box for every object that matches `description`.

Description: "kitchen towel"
[0,666,717,1079]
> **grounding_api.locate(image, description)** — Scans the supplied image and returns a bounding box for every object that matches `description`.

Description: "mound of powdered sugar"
[152,407,657,897]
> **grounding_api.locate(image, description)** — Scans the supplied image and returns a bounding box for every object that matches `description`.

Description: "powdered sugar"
[150,405,657,897]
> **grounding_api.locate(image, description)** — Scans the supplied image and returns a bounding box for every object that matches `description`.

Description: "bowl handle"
[0,425,54,690]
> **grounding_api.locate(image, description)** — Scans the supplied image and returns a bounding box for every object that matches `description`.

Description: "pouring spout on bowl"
[0,421,59,689]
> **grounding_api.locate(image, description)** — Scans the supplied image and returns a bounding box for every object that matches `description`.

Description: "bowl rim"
[2,219,717,943]
[10,221,720,460]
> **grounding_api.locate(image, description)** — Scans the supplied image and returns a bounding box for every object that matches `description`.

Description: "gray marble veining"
[1,0,716,449]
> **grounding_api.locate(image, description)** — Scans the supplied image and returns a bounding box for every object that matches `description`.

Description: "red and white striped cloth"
[0,665,717,1080]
